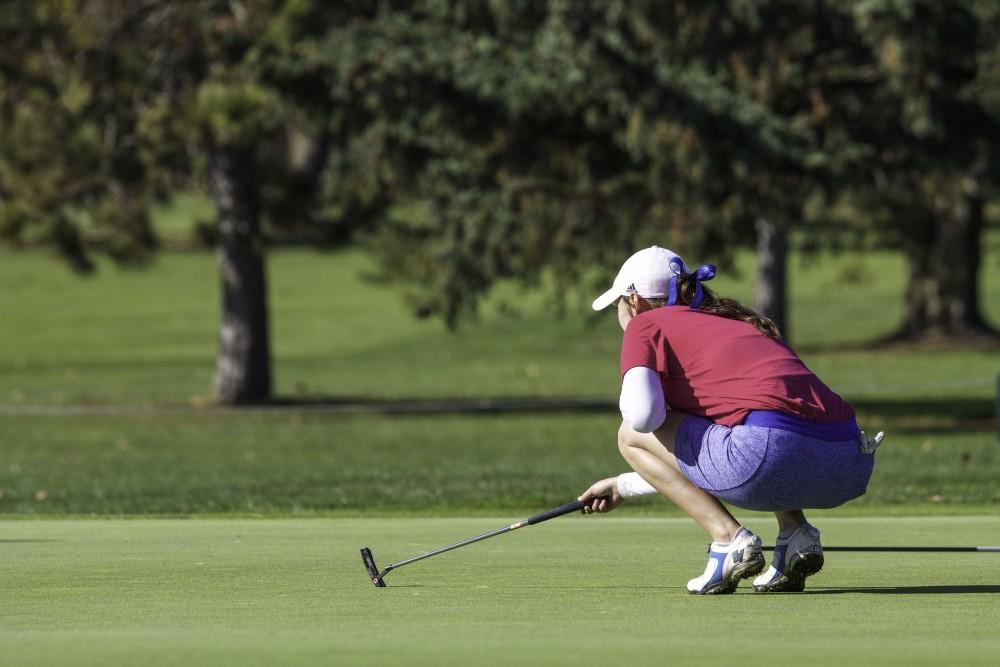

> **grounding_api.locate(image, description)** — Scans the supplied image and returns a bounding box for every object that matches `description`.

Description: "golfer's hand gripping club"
[578,477,625,514]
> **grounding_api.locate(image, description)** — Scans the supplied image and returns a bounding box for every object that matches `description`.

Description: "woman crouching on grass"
[578,246,881,595]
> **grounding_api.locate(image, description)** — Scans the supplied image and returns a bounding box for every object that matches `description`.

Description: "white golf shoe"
[687,527,765,595]
[753,524,824,593]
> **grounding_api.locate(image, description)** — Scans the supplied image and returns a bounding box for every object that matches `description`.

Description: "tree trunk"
[893,184,998,342]
[209,145,272,403]
[754,217,789,340]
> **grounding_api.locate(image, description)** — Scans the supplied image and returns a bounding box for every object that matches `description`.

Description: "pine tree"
[1,1,342,402]
[4,0,996,396]
[836,0,1000,341]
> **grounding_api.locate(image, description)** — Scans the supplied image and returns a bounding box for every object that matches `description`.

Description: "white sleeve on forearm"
[619,366,667,433]
[617,472,658,498]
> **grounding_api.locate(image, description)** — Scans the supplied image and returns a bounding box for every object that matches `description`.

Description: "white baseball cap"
[591,246,690,311]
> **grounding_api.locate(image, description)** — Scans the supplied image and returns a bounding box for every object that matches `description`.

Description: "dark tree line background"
[2,0,998,403]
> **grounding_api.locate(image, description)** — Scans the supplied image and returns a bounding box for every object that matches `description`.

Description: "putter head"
[360,547,387,587]
[859,430,886,454]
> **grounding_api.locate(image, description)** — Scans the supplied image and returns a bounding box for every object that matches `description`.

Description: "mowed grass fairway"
[2,232,1000,665]
[4,245,1000,407]
[2,517,999,667]
[1,412,998,514]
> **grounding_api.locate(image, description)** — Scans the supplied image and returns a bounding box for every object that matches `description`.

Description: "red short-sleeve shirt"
[620,306,854,427]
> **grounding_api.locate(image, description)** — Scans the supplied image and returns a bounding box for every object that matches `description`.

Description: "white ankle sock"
[715,527,752,550]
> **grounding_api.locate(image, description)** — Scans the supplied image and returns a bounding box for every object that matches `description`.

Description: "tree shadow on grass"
[267,396,994,432]
[0,396,618,417]
[265,395,616,416]
[805,585,1000,595]
[851,397,995,434]
[379,584,1000,593]
[795,336,1000,355]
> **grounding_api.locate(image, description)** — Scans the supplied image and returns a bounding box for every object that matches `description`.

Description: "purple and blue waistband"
[743,410,860,442]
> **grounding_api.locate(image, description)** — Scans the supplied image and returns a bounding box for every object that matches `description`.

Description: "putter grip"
[523,496,609,526]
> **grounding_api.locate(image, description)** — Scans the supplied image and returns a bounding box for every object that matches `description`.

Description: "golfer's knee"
[617,421,642,459]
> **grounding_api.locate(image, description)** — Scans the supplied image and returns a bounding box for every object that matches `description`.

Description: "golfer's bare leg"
[617,412,741,544]
[775,510,807,533]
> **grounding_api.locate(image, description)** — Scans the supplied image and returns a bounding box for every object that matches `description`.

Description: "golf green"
[2,516,998,666]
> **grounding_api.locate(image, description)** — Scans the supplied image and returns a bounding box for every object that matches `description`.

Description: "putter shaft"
[364,497,597,586]
[382,523,522,576]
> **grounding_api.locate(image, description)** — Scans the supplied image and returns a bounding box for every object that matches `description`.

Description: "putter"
[361,497,606,587]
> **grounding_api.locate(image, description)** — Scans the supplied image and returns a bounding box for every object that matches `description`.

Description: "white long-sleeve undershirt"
[616,366,667,498]
[619,366,667,433]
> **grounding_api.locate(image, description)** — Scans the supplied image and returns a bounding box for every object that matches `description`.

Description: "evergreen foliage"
[305,1,998,328]
[2,1,997,354]
[0,2,158,270]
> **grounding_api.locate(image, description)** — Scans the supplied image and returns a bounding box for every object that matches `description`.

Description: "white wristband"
[616,472,658,498]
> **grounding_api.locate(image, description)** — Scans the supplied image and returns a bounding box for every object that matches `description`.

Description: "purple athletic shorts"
[674,411,875,512]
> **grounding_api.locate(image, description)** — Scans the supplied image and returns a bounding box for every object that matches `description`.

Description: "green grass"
[1,412,996,515]
[1,243,999,515]
[2,247,999,406]
[149,191,215,245]
[2,226,999,665]
[2,516,999,666]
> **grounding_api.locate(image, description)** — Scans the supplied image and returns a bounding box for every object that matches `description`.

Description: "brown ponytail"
[645,277,783,340]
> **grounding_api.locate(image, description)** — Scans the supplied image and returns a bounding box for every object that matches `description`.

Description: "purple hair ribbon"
[667,263,716,309]
[666,259,684,306]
